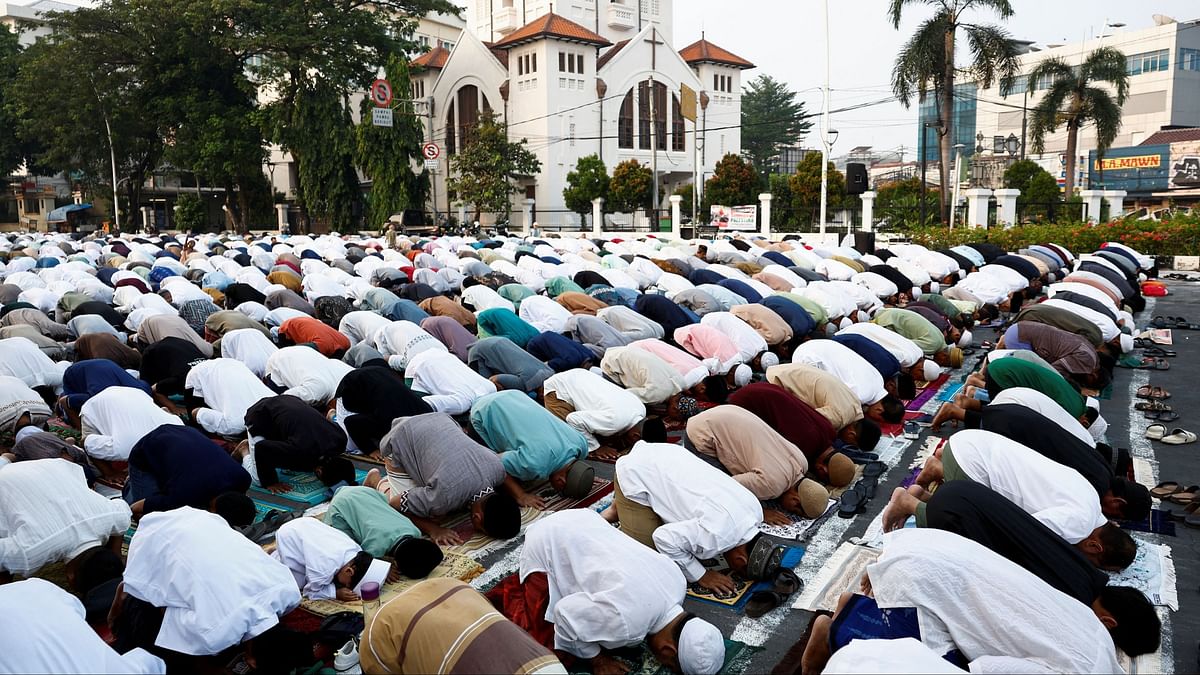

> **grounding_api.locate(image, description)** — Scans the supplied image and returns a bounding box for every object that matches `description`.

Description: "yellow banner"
[1095,155,1161,171]
[680,84,697,122]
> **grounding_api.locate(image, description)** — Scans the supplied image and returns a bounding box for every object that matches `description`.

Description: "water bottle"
[333,638,362,674]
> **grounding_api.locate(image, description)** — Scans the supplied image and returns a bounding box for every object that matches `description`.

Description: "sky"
[675,0,1199,159]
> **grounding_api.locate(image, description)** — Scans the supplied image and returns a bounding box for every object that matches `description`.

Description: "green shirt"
[469,390,588,481]
[775,292,828,326]
[987,357,1087,418]
[325,486,421,558]
[918,293,969,320]
[873,308,947,356]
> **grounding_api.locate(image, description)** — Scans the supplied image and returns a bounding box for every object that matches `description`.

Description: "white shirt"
[838,321,924,367]
[1047,282,1120,318]
[614,441,762,582]
[218,328,278,378]
[946,430,1107,544]
[0,579,166,674]
[597,305,665,340]
[792,340,888,405]
[265,346,353,405]
[461,284,513,312]
[519,295,572,333]
[700,312,769,362]
[654,272,695,299]
[405,349,495,415]
[0,459,131,576]
[953,273,1010,305]
[802,282,858,319]
[123,508,301,656]
[989,388,1095,448]
[375,320,447,369]
[852,271,899,299]
[520,509,686,659]
[272,517,361,601]
[337,311,391,347]
[80,387,183,461]
[824,638,967,674]
[543,369,646,451]
[184,359,274,436]
[0,336,65,390]
[869,529,1123,674]
[600,346,685,406]
[977,263,1028,292]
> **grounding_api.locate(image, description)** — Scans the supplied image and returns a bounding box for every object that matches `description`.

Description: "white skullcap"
[14,426,41,444]
[838,317,853,331]
[759,352,780,369]
[1085,396,1100,412]
[733,364,752,387]
[1089,414,1108,441]
[929,282,940,294]
[1119,333,1134,354]
[911,286,922,299]
[702,357,722,375]
[353,558,392,595]
[678,618,725,675]
[956,330,973,347]
[922,360,941,382]
[589,366,606,378]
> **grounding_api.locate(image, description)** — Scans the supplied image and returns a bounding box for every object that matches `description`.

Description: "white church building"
[412,0,754,227]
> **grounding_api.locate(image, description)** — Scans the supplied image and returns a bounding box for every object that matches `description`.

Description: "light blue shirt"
[469,390,588,481]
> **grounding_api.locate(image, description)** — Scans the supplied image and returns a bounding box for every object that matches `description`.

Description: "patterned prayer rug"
[791,542,882,612]
[685,545,806,611]
[1107,535,1179,609]
[246,468,372,506]
[300,551,484,617]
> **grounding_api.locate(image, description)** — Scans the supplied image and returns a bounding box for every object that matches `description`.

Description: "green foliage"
[174,194,208,232]
[563,154,610,217]
[608,159,653,214]
[704,154,761,209]
[1003,160,1060,221]
[0,25,35,177]
[906,214,1200,256]
[356,55,429,229]
[673,183,695,219]
[787,151,847,214]
[281,78,362,229]
[447,112,541,218]
[872,177,942,228]
[740,74,812,177]
[767,174,799,230]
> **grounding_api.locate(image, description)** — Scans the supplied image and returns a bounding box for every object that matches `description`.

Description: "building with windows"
[411,0,754,227]
[0,0,76,46]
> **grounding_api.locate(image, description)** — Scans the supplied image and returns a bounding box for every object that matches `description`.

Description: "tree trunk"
[1063,106,1080,200]
[939,24,956,225]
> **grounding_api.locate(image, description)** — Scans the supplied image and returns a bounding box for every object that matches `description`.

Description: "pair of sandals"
[1143,346,1177,358]
[1127,357,1171,370]
[1145,424,1197,445]
[837,461,886,518]
[1136,385,1171,400]
[745,568,804,618]
[1151,482,1200,528]
[1152,315,1200,330]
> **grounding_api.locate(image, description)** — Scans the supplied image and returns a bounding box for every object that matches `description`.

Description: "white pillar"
[669,195,682,240]
[839,209,852,235]
[140,206,154,231]
[275,203,288,233]
[521,199,534,235]
[1104,190,1128,219]
[964,188,992,229]
[993,188,1020,228]
[1079,190,1104,223]
[859,191,876,232]
[592,197,605,237]
[758,193,773,240]
[456,202,467,229]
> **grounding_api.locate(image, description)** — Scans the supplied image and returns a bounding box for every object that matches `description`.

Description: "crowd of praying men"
[0,228,1163,674]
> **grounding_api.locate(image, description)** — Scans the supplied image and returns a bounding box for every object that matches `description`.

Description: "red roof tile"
[678,38,754,69]
[492,12,612,49]
[597,39,630,70]
[412,46,450,69]
[1140,127,1200,146]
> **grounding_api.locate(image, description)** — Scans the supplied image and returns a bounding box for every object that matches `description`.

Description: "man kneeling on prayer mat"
[540,367,648,460]
[272,516,441,602]
[521,510,725,675]
[469,389,595,508]
[361,577,566,675]
[325,485,444,562]
[366,412,523,546]
[684,406,833,524]
[602,441,780,594]
[797,529,1158,674]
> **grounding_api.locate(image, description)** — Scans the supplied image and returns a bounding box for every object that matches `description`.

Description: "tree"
[447,112,541,219]
[787,151,846,224]
[704,154,760,209]
[0,25,36,178]
[1026,47,1129,198]
[740,74,812,177]
[673,183,694,219]
[1003,159,1061,220]
[607,159,653,214]
[356,54,429,229]
[875,176,941,227]
[563,154,609,219]
[890,0,1020,223]
[174,193,208,232]
[768,174,797,230]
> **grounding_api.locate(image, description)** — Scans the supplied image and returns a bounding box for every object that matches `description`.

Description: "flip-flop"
[1161,429,1198,445]
[1145,423,1167,440]
[1136,385,1154,399]
[861,461,887,479]
[1169,485,1200,503]
[1143,347,1177,358]
[857,475,880,501]
[1151,481,1183,498]
[1149,410,1181,423]
[1152,315,1168,328]
[1152,386,1171,399]
[836,485,866,518]
[1136,400,1171,412]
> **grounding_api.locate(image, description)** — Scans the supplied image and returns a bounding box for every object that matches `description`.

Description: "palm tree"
[1026,47,1129,199]
[890,0,1020,224]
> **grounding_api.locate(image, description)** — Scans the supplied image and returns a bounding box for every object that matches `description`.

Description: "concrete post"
[521,199,534,235]
[669,195,682,240]
[38,196,55,232]
[993,189,1021,228]
[140,206,154,232]
[758,193,773,240]
[1079,190,1104,223]
[275,203,289,233]
[592,197,605,237]
[965,188,992,229]
[859,191,876,232]
[1104,190,1128,219]
[456,202,467,229]
[839,209,852,235]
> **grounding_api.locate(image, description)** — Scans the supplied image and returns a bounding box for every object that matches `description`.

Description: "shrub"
[904,213,1200,257]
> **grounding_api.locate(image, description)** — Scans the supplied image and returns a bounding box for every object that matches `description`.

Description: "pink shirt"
[672,324,743,375]
[630,339,709,387]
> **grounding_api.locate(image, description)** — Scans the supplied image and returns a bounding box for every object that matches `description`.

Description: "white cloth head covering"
[759,352,780,369]
[353,558,391,595]
[922,360,941,382]
[1119,333,1134,353]
[1089,414,1108,441]
[733,364,752,387]
[956,330,973,347]
[678,618,725,675]
[14,425,41,444]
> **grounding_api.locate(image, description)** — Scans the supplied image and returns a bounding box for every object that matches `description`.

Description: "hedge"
[902,214,1200,257]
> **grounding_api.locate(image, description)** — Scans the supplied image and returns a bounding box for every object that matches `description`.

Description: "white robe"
[0,579,166,674]
[520,509,686,659]
[945,430,1108,544]
[123,508,301,656]
[869,529,1123,674]
[272,517,361,601]
[699,312,769,363]
[337,310,391,347]
[837,321,924,367]
[80,387,183,461]
[614,441,762,582]
[825,638,967,674]
[0,336,65,390]
[405,349,495,415]
[519,295,572,333]
[185,359,274,436]
[792,339,888,405]
[990,387,1095,448]
[218,328,278,378]
[542,369,646,451]
[265,346,353,405]
[597,305,665,340]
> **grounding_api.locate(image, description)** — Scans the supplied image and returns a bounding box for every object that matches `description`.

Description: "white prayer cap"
[733,364,752,387]
[759,352,780,370]
[911,286,922,299]
[589,366,606,378]
[838,317,853,331]
[678,618,725,675]
[922,360,941,382]
[702,357,722,375]
[1085,396,1100,412]
[929,282,940,294]
[1089,414,1108,441]
[956,330,973,347]
[14,426,41,444]
[1119,333,1134,354]
[353,558,391,596]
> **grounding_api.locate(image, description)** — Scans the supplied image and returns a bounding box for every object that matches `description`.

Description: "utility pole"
[1020,89,1028,160]
[818,0,831,237]
[650,74,658,228]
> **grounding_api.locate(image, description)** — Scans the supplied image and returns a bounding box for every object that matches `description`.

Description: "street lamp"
[819,128,839,236]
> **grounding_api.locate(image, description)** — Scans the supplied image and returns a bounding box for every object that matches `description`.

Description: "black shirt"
[130,424,252,514]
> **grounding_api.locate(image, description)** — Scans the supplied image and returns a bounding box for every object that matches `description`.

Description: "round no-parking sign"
[422,142,441,160]
[370,79,393,107]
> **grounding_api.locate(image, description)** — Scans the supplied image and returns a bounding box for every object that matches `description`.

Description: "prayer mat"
[934,382,964,402]
[1119,509,1176,537]
[247,468,372,506]
[905,374,950,411]
[898,466,922,489]
[300,551,484,617]
[686,545,806,611]
[589,638,759,675]
[1107,536,1178,610]
[758,499,837,540]
[792,542,881,612]
[1117,634,1166,674]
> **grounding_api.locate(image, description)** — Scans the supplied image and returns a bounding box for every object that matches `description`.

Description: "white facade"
[468,0,673,47]
[0,0,77,46]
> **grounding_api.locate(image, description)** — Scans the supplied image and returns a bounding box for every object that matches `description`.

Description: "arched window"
[637,80,666,150]
[445,100,456,155]
[672,94,685,152]
[457,85,480,148]
[619,80,684,152]
[618,91,634,149]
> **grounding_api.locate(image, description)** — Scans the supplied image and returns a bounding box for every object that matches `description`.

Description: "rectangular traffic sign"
[372,108,393,128]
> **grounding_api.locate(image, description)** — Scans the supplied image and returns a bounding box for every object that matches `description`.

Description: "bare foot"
[599,503,619,523]
[881,487,920,532]
[800,614,833,675]
[364,468,382,489]
[915,455,943,489]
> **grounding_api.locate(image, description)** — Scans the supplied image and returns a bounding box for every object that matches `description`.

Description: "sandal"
[1135,400,1171,412]
[1169,485,1200,503]
[1150,481,1183,498]
[1152,316,1168,328]
[745,569,804,618]
[1161,429,1198,445]
[1147,410,1181,423]
[861,461,886,479]
[836,485,867,518]
[1153,358,1170,370]
[1145,423,1167,440]
[1136,385,1154,399]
